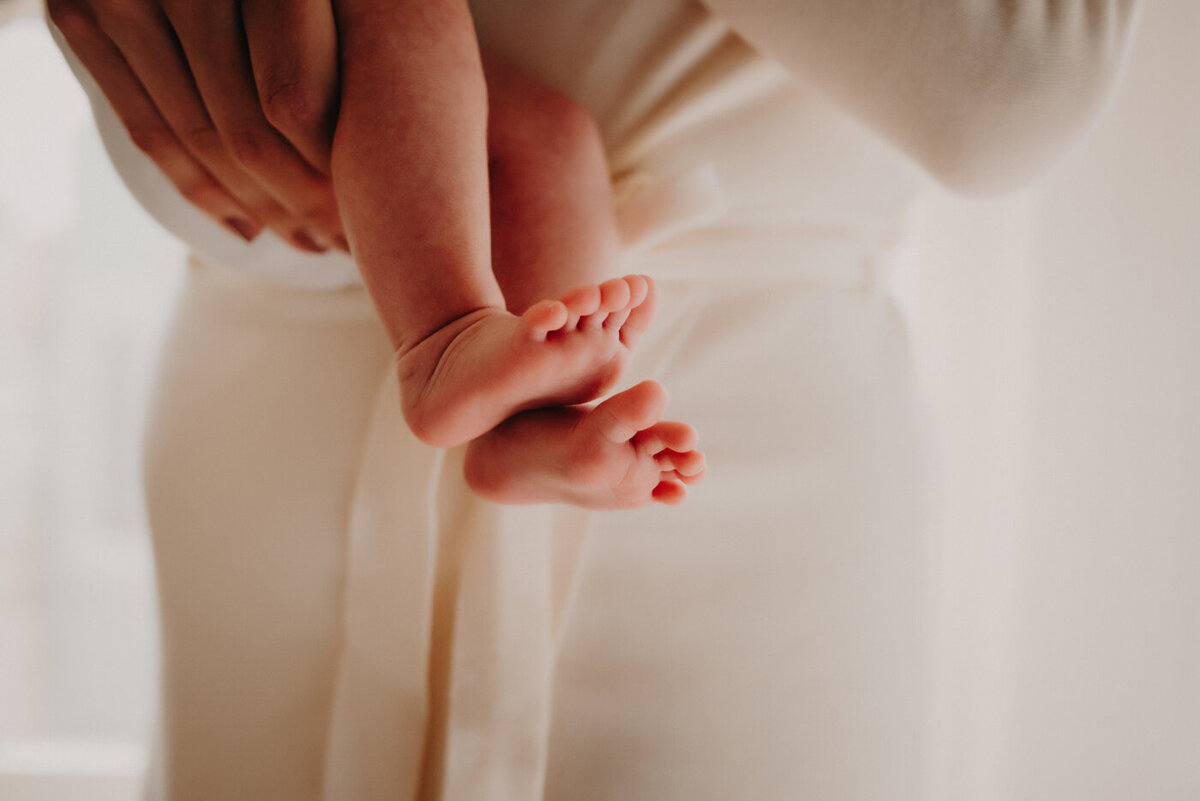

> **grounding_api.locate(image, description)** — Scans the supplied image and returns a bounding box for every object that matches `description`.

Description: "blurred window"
[0,14,183,800]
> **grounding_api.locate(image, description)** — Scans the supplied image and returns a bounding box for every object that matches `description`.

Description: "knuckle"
[226,127,275,171]
[179,125,224,160]
[260,74,326,133]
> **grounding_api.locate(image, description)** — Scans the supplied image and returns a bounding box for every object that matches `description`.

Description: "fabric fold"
[322,377,441,801]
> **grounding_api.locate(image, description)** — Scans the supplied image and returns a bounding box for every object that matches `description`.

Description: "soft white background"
[0,2,1196,798]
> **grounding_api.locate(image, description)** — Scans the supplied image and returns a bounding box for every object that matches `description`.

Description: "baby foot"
[397,275,655,447]
[463,380,705,510]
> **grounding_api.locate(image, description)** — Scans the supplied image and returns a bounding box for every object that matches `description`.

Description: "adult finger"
[47,0,263,242]
[241,0,339,174]
[162,0,343,246]
[54,0,342,253]
[83,0,326,251]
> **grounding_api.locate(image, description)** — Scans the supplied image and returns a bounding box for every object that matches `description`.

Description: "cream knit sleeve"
[701,0,1140,193]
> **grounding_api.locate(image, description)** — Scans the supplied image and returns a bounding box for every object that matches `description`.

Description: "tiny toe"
[598,277,633,312]
[679,450,706,476]
[658,448,705,476]
[653,421,698,452]
[624,274,649,307]
[591,380,668,443]
[521,300,569,340]
[657,450,700,474]
[580,308,608,332]
[584,280,634,331]
[619,276,657,349]
[635,432,666,457]
[635,420,695,459]
[560,284,602,317]
[603,307,632,332]
[677,466,706,485]
[652,479,687,505]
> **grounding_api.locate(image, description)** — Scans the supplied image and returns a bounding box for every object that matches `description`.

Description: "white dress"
[51,1,1137,798]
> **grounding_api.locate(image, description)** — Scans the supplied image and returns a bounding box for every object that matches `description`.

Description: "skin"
[47,0,344,251]
[330,0,668,455]
[56,0,705,508]
[465,381,706,510]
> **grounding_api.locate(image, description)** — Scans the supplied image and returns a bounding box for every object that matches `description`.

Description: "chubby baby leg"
[393,56,648,448]
[482,52,621,313]
[335,12,640,448]
[464,381,705,510]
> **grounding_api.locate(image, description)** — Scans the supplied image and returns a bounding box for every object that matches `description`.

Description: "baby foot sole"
[397,275,657,447]
[464,380,704,510]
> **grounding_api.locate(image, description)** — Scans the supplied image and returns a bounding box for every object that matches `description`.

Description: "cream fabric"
[51,1,1137,799]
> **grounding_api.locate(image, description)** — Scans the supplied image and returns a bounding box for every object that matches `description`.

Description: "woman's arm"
[701,0,1141,193]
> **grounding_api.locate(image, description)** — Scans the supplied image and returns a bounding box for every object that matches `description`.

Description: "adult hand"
[47,0,347,253]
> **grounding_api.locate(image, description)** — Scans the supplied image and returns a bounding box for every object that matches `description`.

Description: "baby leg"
[482,53,622,313]
[333,4,651,447]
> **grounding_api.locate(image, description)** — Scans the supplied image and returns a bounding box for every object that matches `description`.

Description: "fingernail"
[223,217,259,242]
[292,229,327,253]
[333,234,350,253]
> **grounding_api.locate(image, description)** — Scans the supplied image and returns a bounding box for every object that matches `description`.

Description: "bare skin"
[331,0,702,500]
[397,274,656,447]
[465,381,706,509]
[61,0,700,504]
[332,0,655,447]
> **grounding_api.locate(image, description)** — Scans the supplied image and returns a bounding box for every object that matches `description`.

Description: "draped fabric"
[46,1,1142,799]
